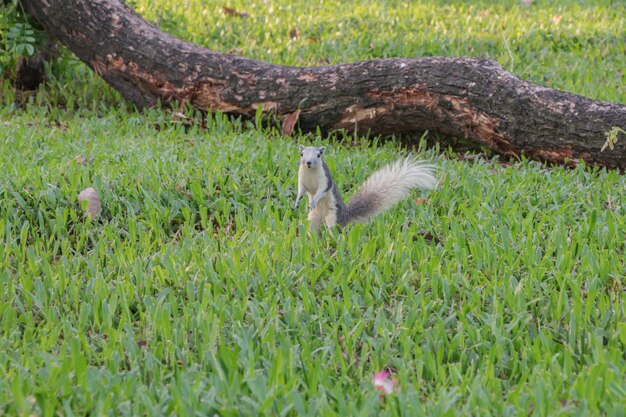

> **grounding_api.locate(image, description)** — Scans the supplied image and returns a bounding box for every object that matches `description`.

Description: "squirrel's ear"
[319,146,326,155]
[299,145,305,152]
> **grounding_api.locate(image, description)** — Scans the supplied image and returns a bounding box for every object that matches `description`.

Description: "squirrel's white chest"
[300,166,325,194]
[297,162,340,229]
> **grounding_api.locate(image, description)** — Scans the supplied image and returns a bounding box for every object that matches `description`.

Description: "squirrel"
[294,145,437,232]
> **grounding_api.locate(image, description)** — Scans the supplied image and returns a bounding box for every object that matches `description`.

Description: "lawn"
[1,0,625,416]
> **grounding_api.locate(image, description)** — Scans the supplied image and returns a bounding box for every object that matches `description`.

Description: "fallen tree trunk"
[22,0,626,168]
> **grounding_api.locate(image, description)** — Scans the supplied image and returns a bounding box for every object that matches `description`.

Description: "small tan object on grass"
[78,187,101,219]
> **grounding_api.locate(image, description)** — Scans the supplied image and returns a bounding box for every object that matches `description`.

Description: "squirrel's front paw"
[309,201,317,210]
[294,201,300,209]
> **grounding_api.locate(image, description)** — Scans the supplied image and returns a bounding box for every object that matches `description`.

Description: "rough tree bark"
[22,0,626,168]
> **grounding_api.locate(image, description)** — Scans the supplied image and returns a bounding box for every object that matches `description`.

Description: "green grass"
[1,0,626,415]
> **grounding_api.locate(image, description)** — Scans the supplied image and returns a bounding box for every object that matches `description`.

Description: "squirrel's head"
[299,145,325,169]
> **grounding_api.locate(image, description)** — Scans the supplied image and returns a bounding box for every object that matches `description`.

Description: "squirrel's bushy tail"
[345,157,437,224]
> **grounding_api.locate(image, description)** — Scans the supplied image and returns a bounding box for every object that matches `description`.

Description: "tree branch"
[21,0,626,168]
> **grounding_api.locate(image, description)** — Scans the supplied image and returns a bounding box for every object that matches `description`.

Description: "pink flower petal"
[373,371,390,383]
[372,370,398,397]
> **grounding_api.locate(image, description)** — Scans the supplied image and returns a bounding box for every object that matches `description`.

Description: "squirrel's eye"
[317,153,321,157]
[300,153,303,157]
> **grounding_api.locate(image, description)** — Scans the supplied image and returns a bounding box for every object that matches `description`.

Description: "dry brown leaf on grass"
[175,184,193,200]
[412,231,441,244]
[222,6,248,18]
[281,109,302,137]
[78,187,101,219]
[605,195,616,211]
[67,155,94,167]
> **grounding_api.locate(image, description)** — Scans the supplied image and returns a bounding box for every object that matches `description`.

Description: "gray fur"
[322,162,334,192]
[345,190,382,223]
[320,160,350,227]
[329,178,349,227]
